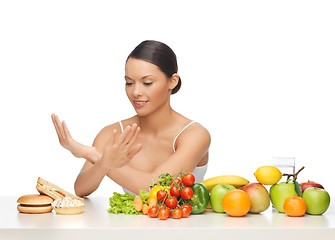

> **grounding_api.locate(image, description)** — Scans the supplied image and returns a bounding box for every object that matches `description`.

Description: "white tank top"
[119,120,208,195]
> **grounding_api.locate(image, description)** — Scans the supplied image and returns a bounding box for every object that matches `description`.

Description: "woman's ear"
[168,73,179,91]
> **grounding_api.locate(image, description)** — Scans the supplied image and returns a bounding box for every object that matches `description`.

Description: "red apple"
[242,183,270,213]
[300,181,324,193]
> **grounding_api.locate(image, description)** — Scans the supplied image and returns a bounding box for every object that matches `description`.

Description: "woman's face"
[124,58,176,116]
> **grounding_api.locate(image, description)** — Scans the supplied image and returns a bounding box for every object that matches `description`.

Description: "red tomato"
[171,207,182,219]
[156,190,167,201]
[181,204,192,218]
[170,178,182,187]
[170,185,181,197]
[181,204,192,211]
[148,206,159,218]
[158,208,171,220]
[182,173,195,186]
[181,187,194,200]
[165,197,178,209]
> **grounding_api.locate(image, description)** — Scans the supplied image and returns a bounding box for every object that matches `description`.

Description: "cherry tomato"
[181,187,194,200]
[170,185,181,197]
[181,204,192,211]
[181,204,192,218]
[170,178,182,187]
[165,197,178,209]
[182,173,195,186]
[158,208,171,220]
[148,206,159,218]
[149,185,170,202]
[156,190,167,201]
[171,207,182,219]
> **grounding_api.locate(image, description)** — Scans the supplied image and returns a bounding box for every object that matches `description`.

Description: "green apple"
[242,183,270,213]
[210,184,235,213]
[270,182,298,213]
[302,187,330,215]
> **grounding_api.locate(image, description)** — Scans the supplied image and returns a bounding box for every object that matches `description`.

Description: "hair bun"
[171,76,181,94]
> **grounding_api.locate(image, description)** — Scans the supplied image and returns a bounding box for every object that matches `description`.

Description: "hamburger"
[17,194,53,214]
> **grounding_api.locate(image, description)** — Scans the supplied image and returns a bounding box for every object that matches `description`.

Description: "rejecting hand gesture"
[101,123,142,169]
[51,113,93,159]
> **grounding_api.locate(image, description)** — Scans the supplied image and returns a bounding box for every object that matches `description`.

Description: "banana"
[201,175,249,192]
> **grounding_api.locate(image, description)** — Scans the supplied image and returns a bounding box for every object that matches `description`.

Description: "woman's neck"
[137,103,177,135]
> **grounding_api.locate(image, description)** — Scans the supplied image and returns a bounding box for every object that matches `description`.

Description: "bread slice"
[17,205,52,214]
[36,177,84,201]
[53,205,85,215]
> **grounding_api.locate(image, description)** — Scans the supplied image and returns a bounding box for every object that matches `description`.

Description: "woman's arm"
[107,125,211,195]
[51,113,102,164]
[74,159,109,197]
[83,146,102,164]
[75,122,210,196]
[74,123,142,197]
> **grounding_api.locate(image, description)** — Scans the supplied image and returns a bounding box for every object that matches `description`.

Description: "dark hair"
[127,40,181,94]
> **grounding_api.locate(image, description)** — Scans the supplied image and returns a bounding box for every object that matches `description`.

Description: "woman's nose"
[132,83,143,97]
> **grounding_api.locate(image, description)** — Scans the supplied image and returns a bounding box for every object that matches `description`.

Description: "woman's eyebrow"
[141,75,155,79]
[125,75,155,80]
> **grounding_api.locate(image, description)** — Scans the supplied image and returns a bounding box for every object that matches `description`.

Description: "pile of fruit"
[202,165,331,217]
[108,166,331,219]
[258,166,330,217]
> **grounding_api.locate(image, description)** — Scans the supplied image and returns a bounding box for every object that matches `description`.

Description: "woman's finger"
[127,126,141,148]
[51,114,64,143]
[108,129,117,147]
[127,143,142,159]
[123,123,137,144]
[116,125,131,145]
[62,120,73,140]
[54,114,66,139]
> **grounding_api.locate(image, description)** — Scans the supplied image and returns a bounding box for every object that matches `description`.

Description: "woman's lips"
[133,100,148,108]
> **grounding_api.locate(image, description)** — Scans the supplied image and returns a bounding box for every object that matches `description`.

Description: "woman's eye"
[125,82,133,86]
[144,82,153,86]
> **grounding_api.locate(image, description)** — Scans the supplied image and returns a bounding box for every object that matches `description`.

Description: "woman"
[52,40,211,197]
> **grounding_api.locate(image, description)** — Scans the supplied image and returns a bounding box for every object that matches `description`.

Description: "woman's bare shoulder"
[92,122,122,152]
[175,120,211,151]
[187,122,211,143]
[92,116,138,151]
[174,112,211,142]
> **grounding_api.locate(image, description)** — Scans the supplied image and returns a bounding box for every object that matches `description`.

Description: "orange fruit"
[283,196,306,217]
[222,189,251,217]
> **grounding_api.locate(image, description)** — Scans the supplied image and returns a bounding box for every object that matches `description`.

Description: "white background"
[1,0,334,197]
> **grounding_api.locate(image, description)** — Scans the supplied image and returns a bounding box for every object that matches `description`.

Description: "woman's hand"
[100,123,142,170]
[51,113,95,160]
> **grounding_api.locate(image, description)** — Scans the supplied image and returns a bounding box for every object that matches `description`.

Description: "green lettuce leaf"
[107,192,141,215]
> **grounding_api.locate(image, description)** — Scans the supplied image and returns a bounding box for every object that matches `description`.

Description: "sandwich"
[36,177,84,202]
[17,194,53,214]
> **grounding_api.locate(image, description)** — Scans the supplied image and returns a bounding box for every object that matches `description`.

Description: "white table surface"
[1,196,334,240]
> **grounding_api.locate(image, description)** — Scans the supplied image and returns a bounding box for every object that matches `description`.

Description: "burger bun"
[17,194,53,214]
